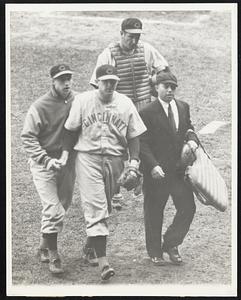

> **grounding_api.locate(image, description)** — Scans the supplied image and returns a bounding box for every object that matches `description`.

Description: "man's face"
[155,82,176,103]
[53,74,72,98]
[121,31,140,51]
[98,79,118,102]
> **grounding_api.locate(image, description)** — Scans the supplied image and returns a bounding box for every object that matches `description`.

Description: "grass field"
[9,9,234,294]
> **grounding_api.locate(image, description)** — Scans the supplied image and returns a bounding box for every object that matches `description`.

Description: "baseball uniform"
[21,87,77,234]
[64,89,146,236]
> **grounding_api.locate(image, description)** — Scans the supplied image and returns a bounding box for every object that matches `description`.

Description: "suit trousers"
[143,173,196,258]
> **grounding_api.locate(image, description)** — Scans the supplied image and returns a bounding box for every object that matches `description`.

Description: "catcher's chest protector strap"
[109,42,151,104]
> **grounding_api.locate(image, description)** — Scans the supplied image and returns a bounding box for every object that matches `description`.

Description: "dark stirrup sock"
[85,236,94,249]
[91,236,107,258]
[42,233,58,250]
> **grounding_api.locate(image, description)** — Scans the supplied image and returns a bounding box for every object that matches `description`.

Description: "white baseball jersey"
[64,90,147,156]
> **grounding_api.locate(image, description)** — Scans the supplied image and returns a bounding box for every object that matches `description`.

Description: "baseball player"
[62,64,146,280]
[21,64,77,274]
[90,17,169,208]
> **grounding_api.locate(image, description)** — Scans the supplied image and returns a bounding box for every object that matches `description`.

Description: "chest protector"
[109,42,151,104]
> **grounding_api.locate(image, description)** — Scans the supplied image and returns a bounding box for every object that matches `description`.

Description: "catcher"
[62,64,146,280]
[90,17,169,209]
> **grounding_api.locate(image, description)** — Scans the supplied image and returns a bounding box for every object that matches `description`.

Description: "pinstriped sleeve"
[21,105,51,166]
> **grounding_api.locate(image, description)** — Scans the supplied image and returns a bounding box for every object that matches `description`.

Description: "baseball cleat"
[37,248,49,263]
[101,265,115,280]
[49,257,64,274]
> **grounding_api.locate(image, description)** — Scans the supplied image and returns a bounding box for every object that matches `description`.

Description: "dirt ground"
[9,8,234,295]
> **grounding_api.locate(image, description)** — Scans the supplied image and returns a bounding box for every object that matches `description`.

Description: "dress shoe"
[163,246,183,265]
[150,256,167,266]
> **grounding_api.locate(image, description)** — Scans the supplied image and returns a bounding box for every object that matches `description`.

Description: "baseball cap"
[96,64,120,81]
[50,64,73,79]
[121,18,143,34]
[155,71,178,87]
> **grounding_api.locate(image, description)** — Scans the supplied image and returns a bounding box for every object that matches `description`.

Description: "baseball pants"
[29,152,76,234]
[75,152,124,237]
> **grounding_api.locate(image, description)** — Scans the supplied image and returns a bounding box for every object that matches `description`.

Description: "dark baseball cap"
[96,64,120,81]
[50,64,73,79]
[155,71,178,87]
[121,18,143,34]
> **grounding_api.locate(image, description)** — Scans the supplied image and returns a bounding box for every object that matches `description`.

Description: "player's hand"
[57,150,69,167]
[151,165,165,180]
[46,159,62,171]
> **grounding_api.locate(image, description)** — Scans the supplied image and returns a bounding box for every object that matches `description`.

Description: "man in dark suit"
[139,71,199,266]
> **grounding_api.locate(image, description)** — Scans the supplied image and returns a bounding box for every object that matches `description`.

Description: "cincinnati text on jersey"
[82,111,128,132]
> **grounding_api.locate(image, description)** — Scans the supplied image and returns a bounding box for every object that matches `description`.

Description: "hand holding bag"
[182,138,228,212]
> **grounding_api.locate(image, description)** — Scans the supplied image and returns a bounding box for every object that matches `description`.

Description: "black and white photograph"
[6,3,237,297]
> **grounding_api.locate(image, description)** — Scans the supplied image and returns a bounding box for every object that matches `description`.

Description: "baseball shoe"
[49,257,64,274]
[82,247,98,267]
[162,246,183,265]
[37,248,49,263]
[101,265,115,281]
[112,193,123,210]
[150,256,167,266]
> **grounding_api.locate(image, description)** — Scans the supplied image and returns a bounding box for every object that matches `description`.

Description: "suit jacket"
[139,99,197,177]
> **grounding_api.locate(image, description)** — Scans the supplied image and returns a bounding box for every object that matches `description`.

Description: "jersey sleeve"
[64,95,82,131]
[144,42,169,73]
[126,102,147,139]
[89,47,115,87]
[21,105,51,166]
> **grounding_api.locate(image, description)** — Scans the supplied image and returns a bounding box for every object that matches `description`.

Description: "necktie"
[168,103,176,133]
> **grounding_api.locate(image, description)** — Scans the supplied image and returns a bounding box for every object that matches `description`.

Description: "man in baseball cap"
[121,17,143,34]
[21,63,77,274]
[50,63,73,79]
[49,64,74,100]
[96,65,120,103]
[90,17,169,208]
[63,63,146,280]
[96,64,120,81]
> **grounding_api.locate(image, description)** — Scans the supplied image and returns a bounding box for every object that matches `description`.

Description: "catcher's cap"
[121,18,143,34]
[155,71,178,87]
[96,64,120,81]
[50,64,73,79]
